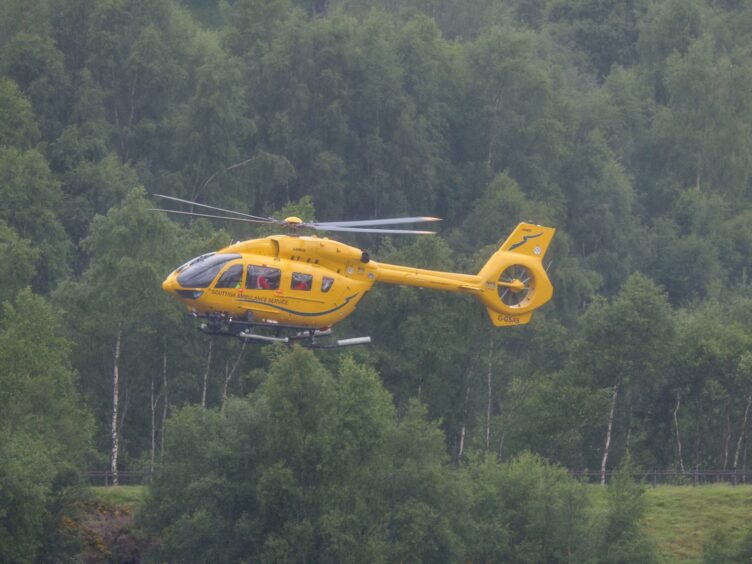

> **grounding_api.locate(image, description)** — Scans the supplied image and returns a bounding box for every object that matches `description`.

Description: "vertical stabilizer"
[477,223,555,326]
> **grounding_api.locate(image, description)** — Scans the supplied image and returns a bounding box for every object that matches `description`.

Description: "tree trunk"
[457,354,478,463]
[601,382,619,485]
[160,354,168,458]
[458,424,466,463]
[733,394,752,474]
[201,339,213,408]
[110,330,122,486]
[674,392,685,473]
[694,400,704,486]
[150,371,156,475]
[118,377,130,445]
[151,352,166,474]
[222,342,247,412]
[723,404,731,470]
[625,405,633,458]
[485,339,495,452]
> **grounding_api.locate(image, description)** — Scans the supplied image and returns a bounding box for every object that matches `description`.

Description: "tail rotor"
[497,264,534,308]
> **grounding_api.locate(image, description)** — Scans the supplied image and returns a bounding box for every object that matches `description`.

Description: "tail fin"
[498,223,556,257]
[477,223,555,327]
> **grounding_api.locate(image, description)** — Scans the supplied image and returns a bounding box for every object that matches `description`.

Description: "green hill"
[89,484,752,562]
[643,484,752,562]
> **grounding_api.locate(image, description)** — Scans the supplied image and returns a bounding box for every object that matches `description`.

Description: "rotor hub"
[497,265,534,307]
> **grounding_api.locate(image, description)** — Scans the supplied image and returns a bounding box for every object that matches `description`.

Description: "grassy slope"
[89,485,147,511]
[643,484,752,563]
[89,484,752,562]
[82,486,148,560]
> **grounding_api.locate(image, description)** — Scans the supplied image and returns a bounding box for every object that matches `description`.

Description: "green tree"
[463,452,594,562]
[547,0,644,78]
[0,290,92,563]
[0,32,70,139]
[0,222,39,302]
[62,188,185,482]
[572,273,675,473]
[0,78,40,148]
[0,146,70,291]
[145,348,466,562]
[599,459,658,563]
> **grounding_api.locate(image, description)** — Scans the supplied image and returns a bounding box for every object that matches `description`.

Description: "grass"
[89,485,147,511]
[86,483,752,562]
[642,484,752,563]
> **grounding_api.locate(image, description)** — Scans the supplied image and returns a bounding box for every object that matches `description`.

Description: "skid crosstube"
[193,313,370,348]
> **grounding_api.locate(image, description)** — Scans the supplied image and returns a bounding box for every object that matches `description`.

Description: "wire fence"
[86,470,147,487]
[87,468,752,487]
[570,469,752,486]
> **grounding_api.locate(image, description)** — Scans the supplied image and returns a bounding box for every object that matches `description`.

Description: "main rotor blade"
[308,225,436,235]
[152,194,273,222]
[311,216,441,228]
[150,208,276,225]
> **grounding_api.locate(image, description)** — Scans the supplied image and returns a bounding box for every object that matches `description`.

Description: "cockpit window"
[214,264,244,289]
[177,254,241,288]
[247,265,281,290]
[175,252,215,274]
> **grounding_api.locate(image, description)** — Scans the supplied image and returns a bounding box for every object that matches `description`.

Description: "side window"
[291,272,313,291]
[247,265,281,290]
[321,276,334,293]
[214,264,244,288]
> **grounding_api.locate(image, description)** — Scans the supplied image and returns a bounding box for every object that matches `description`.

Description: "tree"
[144,348,466,562]
[0,289,92,563]
[599,459,658,563]
[62,188,185,483]
[0,222,39,302]
[0,146,71,291]
[572,273,675,475]
[0,78,40,148]
[0,32,70,139]
[464,452,596,563]
[547,0,644,78]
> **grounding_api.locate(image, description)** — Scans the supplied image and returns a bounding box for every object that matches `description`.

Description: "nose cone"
[162,274,177,295]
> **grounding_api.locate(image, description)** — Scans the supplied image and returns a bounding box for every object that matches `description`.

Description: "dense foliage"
[2,0,752,559]
[143,348,656,562]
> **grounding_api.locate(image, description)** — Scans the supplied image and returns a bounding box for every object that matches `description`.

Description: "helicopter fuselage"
[162,224,555,330]
[163,235,384,328]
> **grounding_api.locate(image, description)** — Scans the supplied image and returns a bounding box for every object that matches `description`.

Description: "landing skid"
[192,313,371,349]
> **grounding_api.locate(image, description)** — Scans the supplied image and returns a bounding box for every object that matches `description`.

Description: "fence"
[86,470,147,487]
[570,469,752,486]
[88,468,752,488]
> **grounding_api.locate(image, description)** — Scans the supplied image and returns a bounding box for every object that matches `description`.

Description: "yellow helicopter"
[155,195,555,348]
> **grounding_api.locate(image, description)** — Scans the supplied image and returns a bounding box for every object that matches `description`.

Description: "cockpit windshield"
[177,253,241,288]
[175,252,215,274]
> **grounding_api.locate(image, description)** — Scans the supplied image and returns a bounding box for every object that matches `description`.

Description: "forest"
[2,0,752,561]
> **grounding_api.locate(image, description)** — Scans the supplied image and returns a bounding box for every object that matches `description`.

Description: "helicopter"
[155,195,555,348]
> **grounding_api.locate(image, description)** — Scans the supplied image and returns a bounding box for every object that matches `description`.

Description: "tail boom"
[372,223,555,327]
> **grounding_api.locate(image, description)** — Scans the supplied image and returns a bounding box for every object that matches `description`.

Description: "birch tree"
[0,290,92,562]
[63,188,183,479]
[572,273,674,477]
